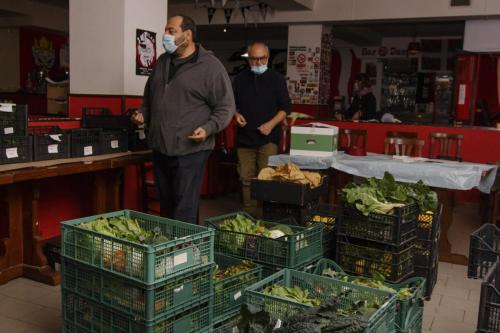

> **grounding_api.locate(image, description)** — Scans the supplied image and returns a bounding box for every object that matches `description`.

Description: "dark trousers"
[152,150,210,224]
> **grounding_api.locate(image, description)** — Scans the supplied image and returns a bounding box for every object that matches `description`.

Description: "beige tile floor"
[0,195,485,332]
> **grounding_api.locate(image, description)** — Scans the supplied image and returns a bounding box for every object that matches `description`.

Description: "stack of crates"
[205,211,323,278]
[0,103,31,165]
[311,258,425,333]
[60,210,215,333]
[336,200,419,283]
[467,224,500,333]
[413,205,443,299]
[251,174,334,257]
[30,126,71,161]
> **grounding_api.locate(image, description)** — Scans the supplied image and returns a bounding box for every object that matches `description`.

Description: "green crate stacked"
[336,201,419,283]
[212,253,262,328]
[61,209,215,333]
[311,258,425,333]
[205,211,323,278]
[245,269,397,333]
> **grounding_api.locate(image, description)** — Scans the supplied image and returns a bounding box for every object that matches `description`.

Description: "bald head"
[247,42,270,66]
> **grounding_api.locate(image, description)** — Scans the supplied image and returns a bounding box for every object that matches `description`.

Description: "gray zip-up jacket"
[140,45,235,156]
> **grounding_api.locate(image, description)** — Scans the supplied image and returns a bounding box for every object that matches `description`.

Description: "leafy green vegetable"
[341,172,438,216]
[264,285,321,306]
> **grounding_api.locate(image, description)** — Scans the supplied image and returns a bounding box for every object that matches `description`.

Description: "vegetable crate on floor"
[311,258,425,333]
[397,306,423,333]
[62,289,212,333]
[305,203,336,258]
[245,269,397,333]
[338,202,418,246]
[416,205,442,242]
[62,257,213,322]
[262,199,319,225]
[336,236,415,283]
[468,223,500,279]
[61,210,214,285]
[205,211,323,269]
[213,253,262,323]
[413,258,438,300]
[212,311,240,333]
[251,175,329,206]
[477,262,500,333]
[261,256,320,278]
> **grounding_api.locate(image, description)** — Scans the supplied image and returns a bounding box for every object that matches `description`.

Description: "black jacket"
[233,68,291,148]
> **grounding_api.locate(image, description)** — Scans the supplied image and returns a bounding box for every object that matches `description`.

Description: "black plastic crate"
[43,237,61,271]
[251,175,329,205]
[82,107,130,129]
[0,135,32,164]
[468,223,500,279]
[477,262,500,333]
[70,128,101,157]
[30,126,71,161]
[414,261,438,299]
[417,204,443,241]
[263,199,319,225]
[338,201,418,246]
[336,235,415,283]
[0,104,27,137]
[100,130,128,154]
[305,203,336,258]
[415,235,440,268]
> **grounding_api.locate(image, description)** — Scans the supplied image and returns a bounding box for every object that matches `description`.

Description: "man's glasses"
[248,56,268,62]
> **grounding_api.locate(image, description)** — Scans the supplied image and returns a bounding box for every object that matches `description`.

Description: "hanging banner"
[221,0,228,7]
[136,29,157,76]
[241,6,248,25]
[258,2,268,21]
[210,0,215,7]
[224,8,233,24]
[207,7,217,24]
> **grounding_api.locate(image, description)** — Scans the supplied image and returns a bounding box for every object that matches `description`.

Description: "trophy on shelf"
[32,36,56,94]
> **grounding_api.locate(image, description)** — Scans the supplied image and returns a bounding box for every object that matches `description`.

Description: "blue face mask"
[162,34,178,54]
[251,65,268,75]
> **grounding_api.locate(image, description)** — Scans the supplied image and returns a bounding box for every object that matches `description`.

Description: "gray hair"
[247,42,270,56]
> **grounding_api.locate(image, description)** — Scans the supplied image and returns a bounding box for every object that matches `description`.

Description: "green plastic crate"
[213,254,262,323]
[61,210,214,285]
[398,306,423,333]
[205,211,323,268]
[212,310,240,333]
[261,257,320,278]
[305,203,336,257]
[312,258,425,332]
[245,269,396,333]
[62,257,213,322]
[62,289,212,333]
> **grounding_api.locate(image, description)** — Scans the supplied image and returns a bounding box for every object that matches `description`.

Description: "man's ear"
[186,30,193,42]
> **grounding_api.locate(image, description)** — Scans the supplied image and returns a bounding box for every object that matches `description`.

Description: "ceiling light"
[223,28,227,33]
[241,52,249,58]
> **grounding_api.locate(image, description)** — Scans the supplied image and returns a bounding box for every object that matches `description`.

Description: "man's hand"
[131,111,144,125]
[188,127,207,142]
[258,121,273,136]
[235,112,247,127]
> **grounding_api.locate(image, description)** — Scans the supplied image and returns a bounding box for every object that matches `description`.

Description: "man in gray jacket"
[132,15,235,223]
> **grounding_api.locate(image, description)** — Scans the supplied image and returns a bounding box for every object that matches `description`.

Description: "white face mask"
[251,65,268,75]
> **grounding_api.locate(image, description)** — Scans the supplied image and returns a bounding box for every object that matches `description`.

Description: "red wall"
[477,55,500,120]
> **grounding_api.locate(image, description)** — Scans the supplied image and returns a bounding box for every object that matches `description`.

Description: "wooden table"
[0,151,151,286]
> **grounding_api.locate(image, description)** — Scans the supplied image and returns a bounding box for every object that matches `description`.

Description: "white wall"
[0,28,20,92]
[123,0,167,95]
[70,0,124,95]
[0,0,68,32]
[169,0,500,26]
[464,19,500,52]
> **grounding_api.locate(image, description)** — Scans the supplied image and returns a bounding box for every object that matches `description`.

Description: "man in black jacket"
[233,42,291,215]
[131,15,235,223]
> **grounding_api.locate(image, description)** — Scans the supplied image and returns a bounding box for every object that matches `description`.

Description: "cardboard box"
[47,98,68,115]
[290,123,338,157]
[47,83,69,100]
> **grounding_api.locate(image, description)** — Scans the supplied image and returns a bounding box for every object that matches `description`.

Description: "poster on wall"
[136,29,157,76]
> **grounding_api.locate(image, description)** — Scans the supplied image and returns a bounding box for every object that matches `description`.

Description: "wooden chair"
[386,131,418,139]
[339,129,368,149]
[384,138,425,157]
[429,133,464,162]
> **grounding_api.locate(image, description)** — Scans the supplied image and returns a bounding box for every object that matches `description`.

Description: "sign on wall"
[136,29,157,76]
[287,46,321,104]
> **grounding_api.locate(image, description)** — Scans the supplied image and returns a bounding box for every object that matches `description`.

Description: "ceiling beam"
[261,0,314,11]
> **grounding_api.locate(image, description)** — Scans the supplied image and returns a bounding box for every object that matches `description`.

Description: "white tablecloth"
[268,152,498,193]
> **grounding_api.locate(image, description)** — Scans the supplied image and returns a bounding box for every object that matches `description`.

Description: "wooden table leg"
[0,185,25,285]
[436,188,468,265]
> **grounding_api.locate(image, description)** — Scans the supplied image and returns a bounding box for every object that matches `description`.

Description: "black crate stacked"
[413,205,443,299]
[467,224,500,333]
[30,126,71,161]
[336,202,419,283]
[80,107,130,156]
[0,103,32,165]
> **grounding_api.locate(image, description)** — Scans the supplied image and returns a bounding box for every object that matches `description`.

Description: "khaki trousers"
[237,143,278,216]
